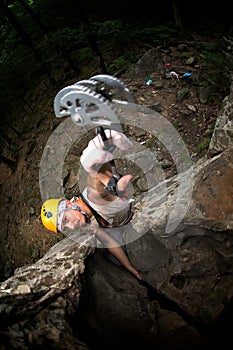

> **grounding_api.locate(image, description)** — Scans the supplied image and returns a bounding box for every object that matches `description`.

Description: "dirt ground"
[0,37,229,280]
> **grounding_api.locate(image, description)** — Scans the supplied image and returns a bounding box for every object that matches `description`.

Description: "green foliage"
[37,27,86,55]
[92,20,131,53]
[205,137,211,146]
[8,0,39,38]
[197,142,205,152]
[199,41,232,100]
[210,121,216,134]
[197,137,211,153]
[92,20,125,38]
[0,0,230,120]
[131,23,177,44]
[108,53,138,73]
[145,139,153,148]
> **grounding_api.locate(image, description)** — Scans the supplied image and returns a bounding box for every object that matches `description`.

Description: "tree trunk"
[0,0,56,86]
[172,0,185,35]
[17,0,47,33]
[17,0,79,73]
[79,4,108,74]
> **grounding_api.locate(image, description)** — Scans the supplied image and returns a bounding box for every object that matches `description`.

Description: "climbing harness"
[77,192,111,228]
[54,74,135,200]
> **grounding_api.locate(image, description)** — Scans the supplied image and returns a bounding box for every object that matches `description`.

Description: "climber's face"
[59,199,90,232]
[61,207,86,231]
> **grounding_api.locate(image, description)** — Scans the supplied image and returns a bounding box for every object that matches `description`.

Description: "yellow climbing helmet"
[41,198,63,233]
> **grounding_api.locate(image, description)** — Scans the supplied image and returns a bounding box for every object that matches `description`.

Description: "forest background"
[0,0,232,166]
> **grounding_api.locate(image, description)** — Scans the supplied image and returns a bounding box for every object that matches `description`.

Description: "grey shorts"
[101,223,129,265]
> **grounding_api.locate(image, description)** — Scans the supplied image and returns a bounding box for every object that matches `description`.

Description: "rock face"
[0,235,94,350]
[0,73,233,350]
[208,73,233,155]
[79,147,233,350]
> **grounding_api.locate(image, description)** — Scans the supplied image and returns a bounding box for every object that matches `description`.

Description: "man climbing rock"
[41,128,142,281]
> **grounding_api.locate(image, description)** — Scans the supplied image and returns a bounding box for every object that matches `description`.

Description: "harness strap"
[78,193,111,227]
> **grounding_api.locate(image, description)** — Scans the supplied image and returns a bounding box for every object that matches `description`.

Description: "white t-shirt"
[82,187,134,227]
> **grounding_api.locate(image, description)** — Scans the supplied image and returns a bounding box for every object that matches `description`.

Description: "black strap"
[96,126,119,179]
[96,126,116,153]
[96,126,130,199]
[105,176,129,200]
[78,193,111,227]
